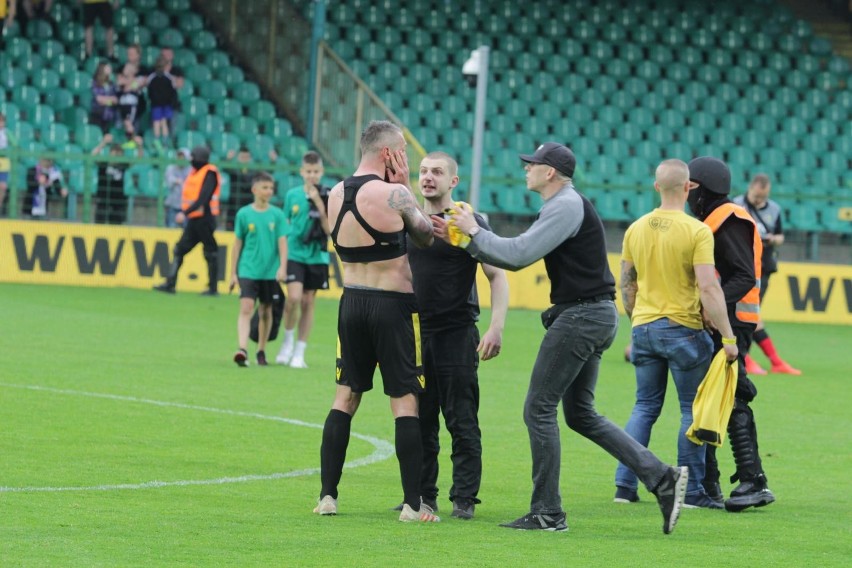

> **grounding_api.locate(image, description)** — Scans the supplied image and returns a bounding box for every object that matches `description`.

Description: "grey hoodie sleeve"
[466,185,584,271]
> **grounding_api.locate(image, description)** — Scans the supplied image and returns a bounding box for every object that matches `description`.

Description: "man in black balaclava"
[154,146,222,295]
[687,156,775,512]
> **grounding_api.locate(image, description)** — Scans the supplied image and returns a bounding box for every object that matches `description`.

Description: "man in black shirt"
[154,146,221,295]
[687,157,776,512]
[393,151,509,520]
[438,143,687,534]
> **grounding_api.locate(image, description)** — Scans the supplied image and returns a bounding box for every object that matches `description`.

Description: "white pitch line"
[0,383,394,493]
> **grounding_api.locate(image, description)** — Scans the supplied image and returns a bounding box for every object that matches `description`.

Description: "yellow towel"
[444,201,474,248]
[686,349,737,447]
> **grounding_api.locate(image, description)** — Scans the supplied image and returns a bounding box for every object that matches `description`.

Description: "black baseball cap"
[519,142,576,178]
[688,156,731,195]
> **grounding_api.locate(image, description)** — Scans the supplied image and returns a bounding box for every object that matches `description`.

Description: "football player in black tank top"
[314,120,437,522]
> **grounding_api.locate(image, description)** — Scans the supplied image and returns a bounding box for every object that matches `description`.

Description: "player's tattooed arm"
[389,186,433,248]
[620,260,638,319]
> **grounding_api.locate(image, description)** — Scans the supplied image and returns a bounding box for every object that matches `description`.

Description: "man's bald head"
[655,159,690,194]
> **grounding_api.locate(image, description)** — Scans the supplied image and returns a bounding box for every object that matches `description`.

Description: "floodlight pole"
[469,46,489,212]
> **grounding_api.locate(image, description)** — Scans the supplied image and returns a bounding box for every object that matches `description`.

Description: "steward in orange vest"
[687,156,775,513]
[154,146,222,295]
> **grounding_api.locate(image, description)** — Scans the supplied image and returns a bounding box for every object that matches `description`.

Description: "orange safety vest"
[703,203,763,324]
[181,164,220,218]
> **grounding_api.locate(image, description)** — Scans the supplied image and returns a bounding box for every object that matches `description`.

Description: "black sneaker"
[614,486,640,503]
[499,512,568,532]
[651,466,688,534]
[256,351,268,366]
[724,476,775,512]
[703,481,724,506]
[684,492,724,510]
[234,349,249,367]
[451,498,475,520]
[153,283,176,294]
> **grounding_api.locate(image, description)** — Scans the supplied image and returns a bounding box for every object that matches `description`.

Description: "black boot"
[725,474,775,512]
[202,251,219,296]
[724,401,774,512]
[154,256,182,293]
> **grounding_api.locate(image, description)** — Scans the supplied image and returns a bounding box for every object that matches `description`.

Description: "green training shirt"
[234,204,288,280]
[284,185,330,265]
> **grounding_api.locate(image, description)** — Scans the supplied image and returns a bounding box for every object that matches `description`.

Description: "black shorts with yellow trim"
[335,287,424,397]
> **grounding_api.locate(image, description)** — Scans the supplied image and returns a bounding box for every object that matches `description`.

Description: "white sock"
[283,329,295,347]
[294,340,307,359]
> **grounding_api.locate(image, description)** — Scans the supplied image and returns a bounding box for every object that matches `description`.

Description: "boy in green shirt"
[275,151,331,369]
[229,172,289,367]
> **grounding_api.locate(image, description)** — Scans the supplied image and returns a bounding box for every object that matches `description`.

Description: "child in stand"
[229,171,289,367]
[26,158,68,219]
[147,56,176,153]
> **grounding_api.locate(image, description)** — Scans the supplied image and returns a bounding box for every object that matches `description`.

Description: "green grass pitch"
[1,283,850,566]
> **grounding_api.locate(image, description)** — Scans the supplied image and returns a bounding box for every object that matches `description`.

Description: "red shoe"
[770,360,802,375]
[744,355,767,376]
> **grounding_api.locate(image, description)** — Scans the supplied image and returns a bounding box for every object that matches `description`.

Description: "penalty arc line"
[0,383,395,493]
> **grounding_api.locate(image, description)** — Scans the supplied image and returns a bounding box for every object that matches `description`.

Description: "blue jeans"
[615,318,713,497]
[525,301,669,515]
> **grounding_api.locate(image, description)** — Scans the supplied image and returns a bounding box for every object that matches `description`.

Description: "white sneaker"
[399,503,440,523]
[313,495,337,516]
[289,356,308,369]
[276,342,294,365]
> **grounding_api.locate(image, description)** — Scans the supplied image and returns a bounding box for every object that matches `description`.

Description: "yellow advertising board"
[2,220,850,325]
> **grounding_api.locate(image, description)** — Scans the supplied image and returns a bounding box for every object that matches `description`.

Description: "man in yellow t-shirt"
[614,159,738,509]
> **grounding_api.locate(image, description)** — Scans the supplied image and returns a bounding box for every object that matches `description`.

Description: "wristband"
[721,337,736,345]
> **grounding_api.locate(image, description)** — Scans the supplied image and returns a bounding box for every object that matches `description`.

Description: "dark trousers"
[165,215,218,291]
[705,324,765,486]
[419,325,482,504]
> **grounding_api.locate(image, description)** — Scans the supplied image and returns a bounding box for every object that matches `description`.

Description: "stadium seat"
[214,99,243,121]
[232,82,261,105]
[248,100,276,122]
[191,31,218,52]
[176,131,208,151]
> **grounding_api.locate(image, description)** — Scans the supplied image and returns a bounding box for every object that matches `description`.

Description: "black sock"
[753,329,769,342]
[395,416,423,509]
[320,409,351,500]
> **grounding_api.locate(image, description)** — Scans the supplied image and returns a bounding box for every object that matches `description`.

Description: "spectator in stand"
[164,147,191,228]
[224,146,255,231]
[0,112,15,216]
[147,56,177,153]
[80,0,117,61]
[89,61,119,137]
[26,157,68,219]
[117,61,146,138]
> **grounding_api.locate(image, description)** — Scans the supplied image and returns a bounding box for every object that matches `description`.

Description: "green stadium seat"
[177,13,204,34]
[31,69,61,91]
[227,116,259,139]
[144,10,170,31]
[232,82,261,105]
[11,121,35,144]
[208,131,241,156]
[595,190,632,222]
[198,115,225,137]
[185,64,212,85]
[114,6,140,29]
[811,118,839,138]
[76,124,104,151]
[123,26,153,46]
[41,123,70,149]
[52,54,79,78]
[820,152,848,172]
[757,147,786,169]
[63,70,91,94]
[783,70,810,90]
[199,80,228,101]
[191,31,218,52]
[176,131,208,151]
[217,65,245,86]
[279,136,310,161]
[163,0,191,12]
[249,100,276,122]
[12,86,41,108]
[265,117,293,139]
[159,27,185,49]
[786,203,822,232]
[214,98,243,121]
